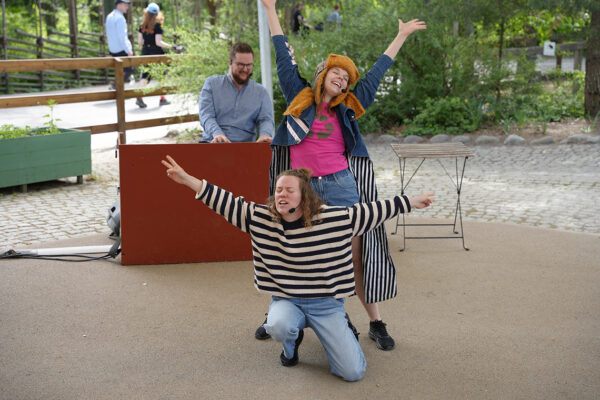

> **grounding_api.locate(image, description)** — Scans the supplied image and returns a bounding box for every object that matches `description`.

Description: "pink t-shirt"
[290,103,348,177]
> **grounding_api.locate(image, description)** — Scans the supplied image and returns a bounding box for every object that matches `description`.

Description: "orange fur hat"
[283,53,365,119]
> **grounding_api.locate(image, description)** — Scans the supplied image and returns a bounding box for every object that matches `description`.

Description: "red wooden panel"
[119,143,271,265]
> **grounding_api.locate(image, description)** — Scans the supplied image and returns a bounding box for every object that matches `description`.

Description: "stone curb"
[363,132,600,146]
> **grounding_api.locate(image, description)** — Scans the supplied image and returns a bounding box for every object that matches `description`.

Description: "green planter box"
[0,128,91,190]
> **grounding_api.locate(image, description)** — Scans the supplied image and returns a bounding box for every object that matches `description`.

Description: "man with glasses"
[199,42,274,143]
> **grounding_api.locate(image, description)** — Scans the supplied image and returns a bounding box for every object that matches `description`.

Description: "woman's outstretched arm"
[383,18,427,60]
[260,0,283,36]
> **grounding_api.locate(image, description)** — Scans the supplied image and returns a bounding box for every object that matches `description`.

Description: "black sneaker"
[280,329,304,367]
[368,320,395,351]
[254,315,271,340]
[136,98,147,108]
[345,313,360,340]
[159,98,171,106]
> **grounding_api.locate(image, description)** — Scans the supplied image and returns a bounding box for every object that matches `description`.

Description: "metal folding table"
[389,142,474,251]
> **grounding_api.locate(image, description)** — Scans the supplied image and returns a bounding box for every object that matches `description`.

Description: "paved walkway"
[1,132,599,249]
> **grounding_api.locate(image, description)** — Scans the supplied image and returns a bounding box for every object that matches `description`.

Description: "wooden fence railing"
[0,55,198,144]
[0,27,177,93]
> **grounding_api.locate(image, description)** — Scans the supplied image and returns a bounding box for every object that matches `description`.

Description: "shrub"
[405,97,482,136]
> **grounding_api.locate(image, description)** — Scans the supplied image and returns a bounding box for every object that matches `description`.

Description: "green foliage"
[0,124,58,140]
[474,9,590,47]
[6,0,582,135]
[0,101,63,139]
[42,100,61,135]
[146,28,231,102]
[405,97,482,136]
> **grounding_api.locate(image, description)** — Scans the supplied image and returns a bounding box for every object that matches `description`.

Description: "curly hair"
[268,168,324,228]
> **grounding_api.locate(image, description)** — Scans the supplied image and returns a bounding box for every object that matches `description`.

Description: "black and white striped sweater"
[196,180,411,299]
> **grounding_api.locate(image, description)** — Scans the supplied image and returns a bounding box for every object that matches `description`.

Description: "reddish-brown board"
[119,143,271,265]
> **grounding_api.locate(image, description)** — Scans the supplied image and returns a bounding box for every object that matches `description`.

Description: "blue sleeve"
[117,17,132,54]
[198,77,222,141]
[255,88,275,137]
[351,55,394,110]
[272,35,308,105]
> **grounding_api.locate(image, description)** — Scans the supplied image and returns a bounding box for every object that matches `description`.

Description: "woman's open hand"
[398,18,427,38]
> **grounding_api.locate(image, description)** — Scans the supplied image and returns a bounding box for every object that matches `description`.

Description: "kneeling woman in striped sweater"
[161,155,433,381]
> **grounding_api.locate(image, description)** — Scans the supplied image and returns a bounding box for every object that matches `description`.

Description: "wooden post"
[114,57,126,144]
[68,0,80,86]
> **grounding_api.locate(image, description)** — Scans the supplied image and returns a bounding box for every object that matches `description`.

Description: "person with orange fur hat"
[257,0,426,352]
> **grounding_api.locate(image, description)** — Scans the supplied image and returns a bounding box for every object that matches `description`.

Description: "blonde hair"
[268,168,324,228]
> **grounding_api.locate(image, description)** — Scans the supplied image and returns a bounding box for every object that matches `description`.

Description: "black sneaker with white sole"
[368,320,395,350]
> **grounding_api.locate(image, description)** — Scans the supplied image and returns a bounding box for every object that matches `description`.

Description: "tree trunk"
[585,10,600,118]
[41,0,59,36]
[206,0,221,26]
[495,17,505,103]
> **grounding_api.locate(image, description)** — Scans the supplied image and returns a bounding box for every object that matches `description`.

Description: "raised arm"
[260,0,307,103]
[260,0,283,36]
[161,155,253,232]
[383,18,427,60]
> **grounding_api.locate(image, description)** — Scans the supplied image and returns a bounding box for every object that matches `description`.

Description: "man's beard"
[232,71,252,86]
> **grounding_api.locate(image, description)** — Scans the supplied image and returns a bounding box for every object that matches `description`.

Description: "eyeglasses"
[233,62,254,69]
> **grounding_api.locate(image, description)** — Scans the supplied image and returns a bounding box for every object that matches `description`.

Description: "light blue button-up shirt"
[105,9,132,54]
[199,74,274,143]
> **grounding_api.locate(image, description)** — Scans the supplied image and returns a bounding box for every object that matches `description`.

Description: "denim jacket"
[271,35,394,158]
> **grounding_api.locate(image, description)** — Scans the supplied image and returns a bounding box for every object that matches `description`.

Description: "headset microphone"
[341,88,347,93]
[289,207,296,214]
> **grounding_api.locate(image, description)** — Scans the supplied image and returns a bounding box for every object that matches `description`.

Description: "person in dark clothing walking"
[135,2,173,108]
[291,3,310,36]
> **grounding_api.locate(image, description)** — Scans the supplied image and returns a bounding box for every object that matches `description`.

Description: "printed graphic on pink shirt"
[290,103,349,177]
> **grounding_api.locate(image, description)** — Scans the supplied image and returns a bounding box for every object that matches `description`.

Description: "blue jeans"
[264,296,366,382]
[310,168,359,207]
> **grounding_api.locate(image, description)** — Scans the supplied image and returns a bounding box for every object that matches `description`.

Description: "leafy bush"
[153,0,585,136]
[405,97,481,136]
[0,125,58,140]
[147,28,231,103]
[0,100,61,140]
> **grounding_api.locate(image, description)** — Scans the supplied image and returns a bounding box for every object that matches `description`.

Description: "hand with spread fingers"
[398,18,427,38]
